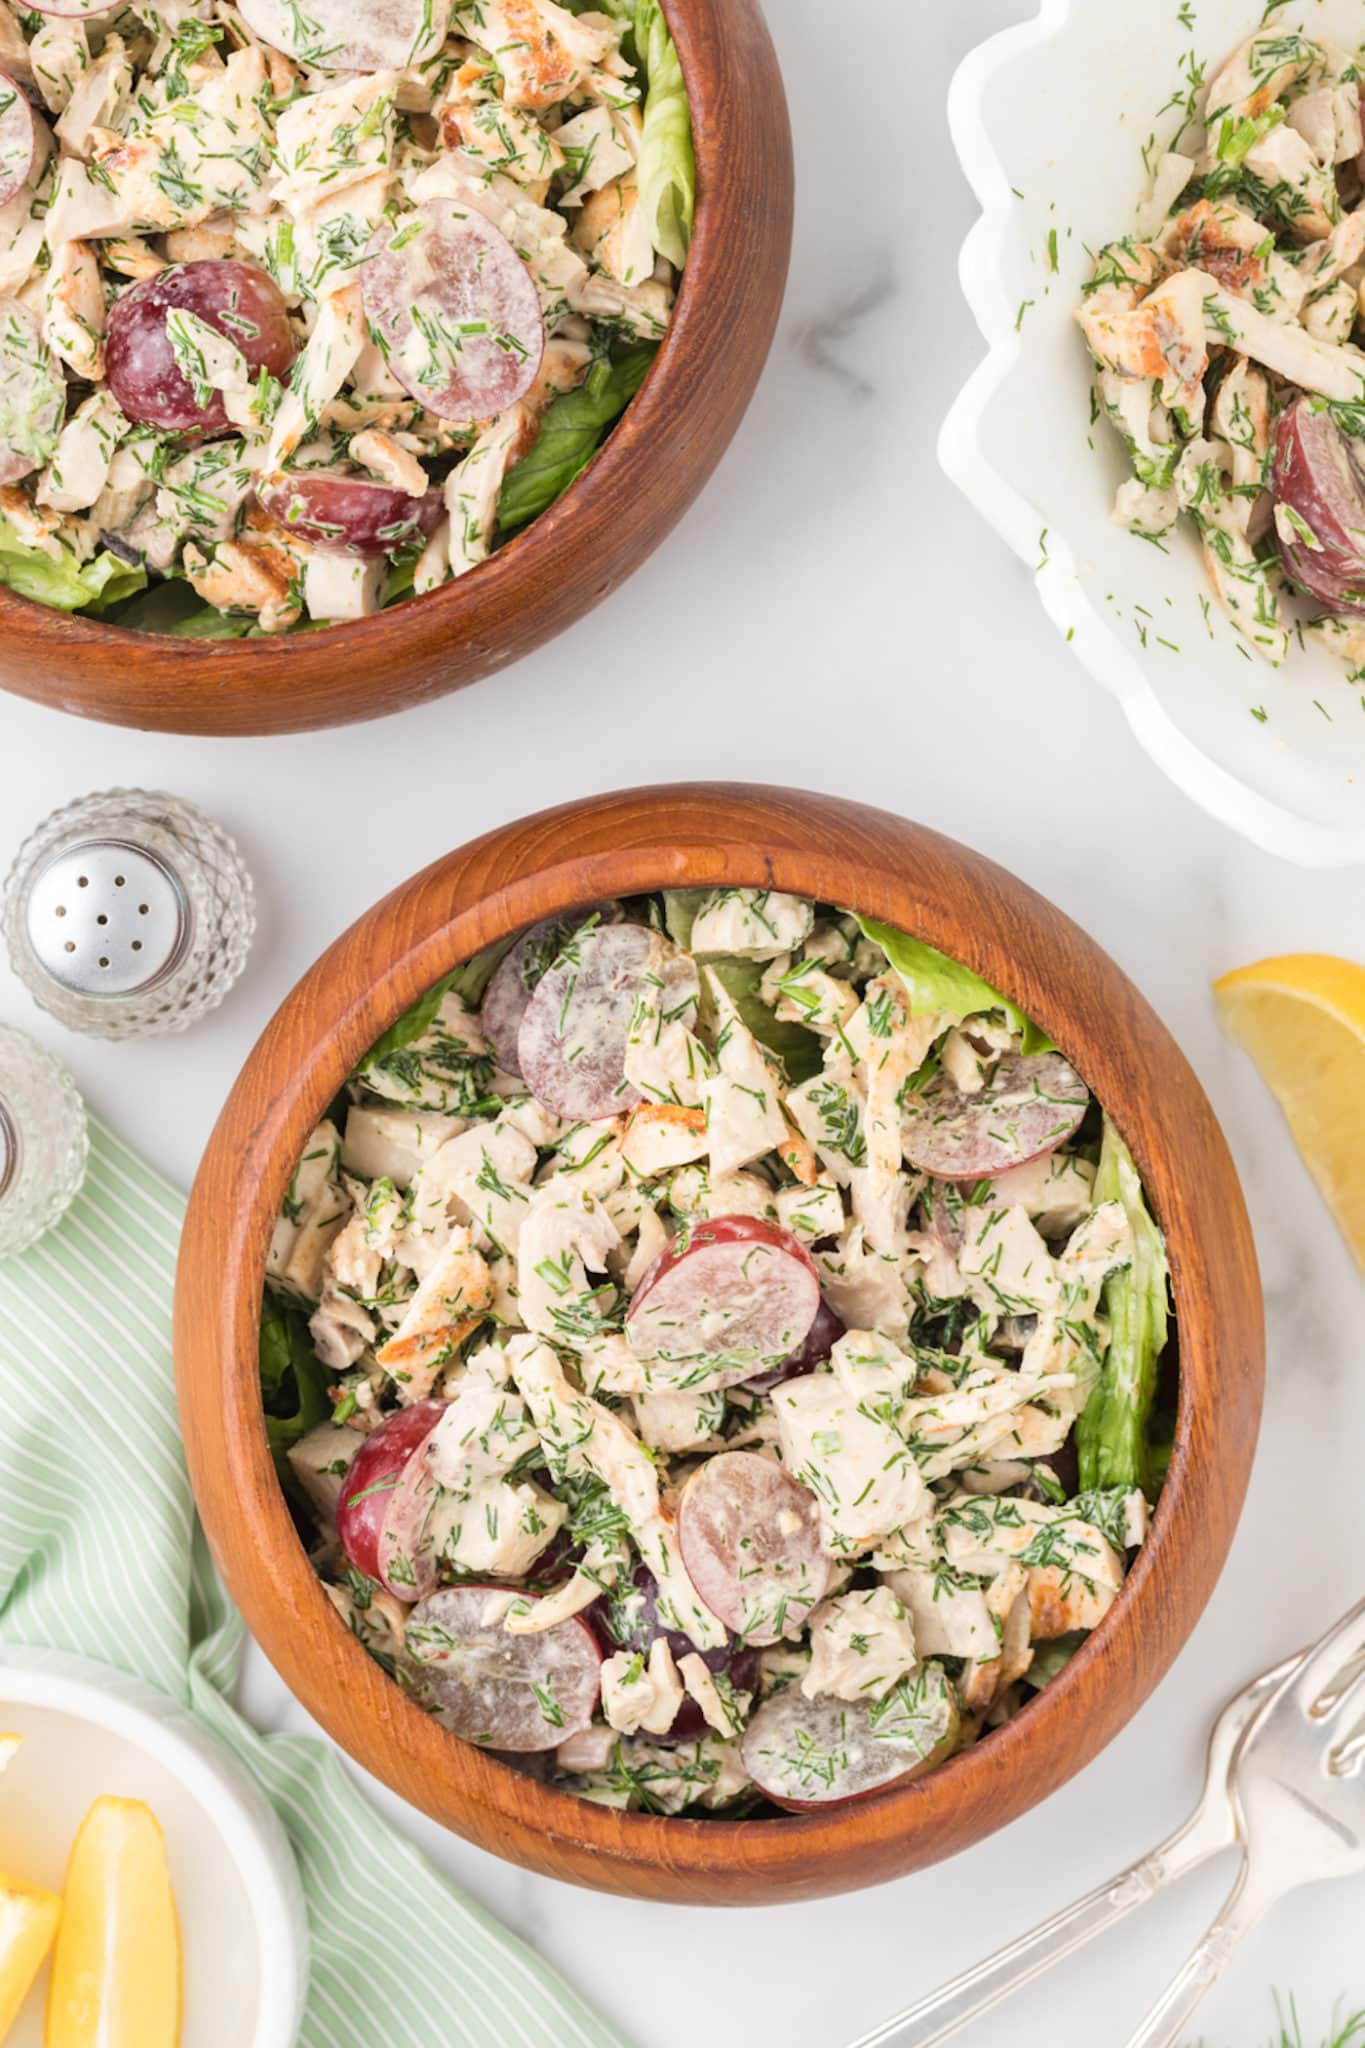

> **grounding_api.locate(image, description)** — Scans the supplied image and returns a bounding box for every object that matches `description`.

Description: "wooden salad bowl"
[175,786,1264,1904]
[0,2,792,738]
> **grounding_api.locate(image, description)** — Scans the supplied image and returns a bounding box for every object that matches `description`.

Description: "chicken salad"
[0,0,693,636]
[264,892,1173,1816]
[1078,23,1365,675]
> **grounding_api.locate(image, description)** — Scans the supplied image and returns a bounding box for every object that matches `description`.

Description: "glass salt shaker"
[2,789,254,1040]
[0,1028,88,1258]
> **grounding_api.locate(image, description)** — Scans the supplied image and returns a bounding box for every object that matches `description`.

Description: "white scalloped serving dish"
[940,0,1365,867]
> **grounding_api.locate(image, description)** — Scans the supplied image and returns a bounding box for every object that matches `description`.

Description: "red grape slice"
[361,202,544,424]
[677,1452,831,1646]
[106,261,296,434]
[0,74,37,210]
[926,1182,966,1257]
[374,1436,447,1604]
[482,907,617,1076]
[1272,396,1365,612]
[406,1585,601,1751]
[517,921,655,1122]
[900,1052,1089,1182]
[741,1666,960,1811]
[336,1399,446,1604]
[747,1296,846,1394]
[625,1216,822,1385]
[0,296,63,486]
[592,1565,760,1744]
[257,469,443,558]
[238,0,448,70]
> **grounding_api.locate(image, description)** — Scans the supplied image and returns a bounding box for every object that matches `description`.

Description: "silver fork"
[1125,1596,1365,2048]
[846,1652,1300,2048]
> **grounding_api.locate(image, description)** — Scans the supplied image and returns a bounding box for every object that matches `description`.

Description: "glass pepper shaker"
[1,789,254,1040]
[0,1028,88,1258]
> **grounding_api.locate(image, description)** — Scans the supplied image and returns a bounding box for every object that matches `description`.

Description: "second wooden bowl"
[0,1,792,737]
[175,786,1264,1904]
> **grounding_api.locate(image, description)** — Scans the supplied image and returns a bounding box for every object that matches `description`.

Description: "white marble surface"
[0,2,1363,2042]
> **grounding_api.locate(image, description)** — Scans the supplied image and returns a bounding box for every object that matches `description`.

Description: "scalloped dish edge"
[936,0,1365,871]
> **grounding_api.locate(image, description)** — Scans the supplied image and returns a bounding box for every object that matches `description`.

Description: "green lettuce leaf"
[0,521,147,615]
[1026,1633,1088,1689]
[661,888,711,949]
[356,938,515,1080]
[259,1293,332,1465]
[854,913,1055,1055]
[635,0,695,269]
[106,577,254,638]
[498,347,656,531]
[703,958,824,1086]
[1076,1118,1171,1495]
[514,0,696,262]
[664,890,823,1079]
[508,0,694,267]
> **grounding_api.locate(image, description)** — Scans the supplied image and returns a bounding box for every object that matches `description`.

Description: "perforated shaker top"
[24,840,189,998]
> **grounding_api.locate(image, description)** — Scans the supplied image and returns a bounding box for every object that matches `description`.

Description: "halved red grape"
[594,1566,760,1745]
[741,1664,960,1811]
[0,73,38,210]
[927,1182,966,1257]
[481,906,618,1076]
[1272,396,1365,612]
[625,1215,822,1386]
[901,1052,1088,1181]
[406,1585,601,1751]
[362,201,544,423]
[747,1296,846,1393]
[677,1452,831,1646]
[257,469,444,558]
[106,261,296,434]
[517,921,655,1122]
[335,1399,446,1603]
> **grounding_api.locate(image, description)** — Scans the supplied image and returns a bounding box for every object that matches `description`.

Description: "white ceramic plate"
[940,0,1365,867]
[0,1649,307,2048]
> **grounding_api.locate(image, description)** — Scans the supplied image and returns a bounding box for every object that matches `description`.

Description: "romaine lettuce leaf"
[0,519,147,614]
[498,347,656,532]
[1026,1633,1088,1688]
[356,938,516,1080]
[634,0,695,270]
[1076,1118,1171,1495]
[259,1293,331,1463]
[550,0,694,268]
[704,958,824,1085]
[854,914,1055,1056]
[661,888,710,949]
[108,578,253,637]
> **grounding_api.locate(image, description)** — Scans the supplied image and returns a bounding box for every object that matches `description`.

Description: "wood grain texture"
[175,786,1265,1904]
[0,1,792,738]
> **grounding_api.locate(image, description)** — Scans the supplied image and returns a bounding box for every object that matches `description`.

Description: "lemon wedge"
[1213,953,1365,1273]
[0,1875,60,2039]
[46,1797,180,2048]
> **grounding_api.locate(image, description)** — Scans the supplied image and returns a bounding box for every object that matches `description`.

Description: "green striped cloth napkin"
[0,1118,628,2048]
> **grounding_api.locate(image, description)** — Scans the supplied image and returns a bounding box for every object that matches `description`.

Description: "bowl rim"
[937,0,1365,870]
[0,1646,308,2045]
[0,0,794,736]
[175,783,1264,1903]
